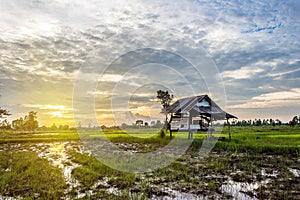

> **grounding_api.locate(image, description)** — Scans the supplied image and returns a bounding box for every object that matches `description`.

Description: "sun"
[50,111,63,118]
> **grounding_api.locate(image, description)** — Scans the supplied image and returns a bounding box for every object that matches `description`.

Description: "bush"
[159,128,166,138]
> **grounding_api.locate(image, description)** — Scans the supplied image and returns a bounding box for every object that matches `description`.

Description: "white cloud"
[222,66,264,79]
[229,88,300,109]
[99,74,123,82]
[22,104,74,111]
[1,0,300,125]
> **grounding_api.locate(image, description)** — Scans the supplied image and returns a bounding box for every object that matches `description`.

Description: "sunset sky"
[0,0,299,126]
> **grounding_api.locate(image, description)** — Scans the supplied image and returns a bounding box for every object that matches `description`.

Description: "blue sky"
[0,0,299,126]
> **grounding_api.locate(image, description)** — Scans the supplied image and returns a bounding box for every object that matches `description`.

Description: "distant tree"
[136,120,143,126]
[156,90,174,130]
[12,118,23,130]
[0,107,11,119]
[23,111,38,131]
[0,119,11,129]
[63,125,69,130]
[248,120,252,126]
[293,116,299,124]
[144,122,149,127]
[289,116,299,126]
[59,124,69,130]
[51,123,57,130]
[275,119,282,126]
[272,121,276,127]
[256,119,262,126]
[40,125,48,131]
[0,107,11,130]
[12,111,38,131]
[100,125,107,130]
[121,123,128,129]
[155,120,162,127]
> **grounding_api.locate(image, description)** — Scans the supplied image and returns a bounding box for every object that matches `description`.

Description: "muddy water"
[0,142,90,199]
[28,143,82,197]
[221,179,270,200]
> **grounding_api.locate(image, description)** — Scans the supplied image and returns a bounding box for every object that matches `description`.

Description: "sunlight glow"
[49,111,63,118]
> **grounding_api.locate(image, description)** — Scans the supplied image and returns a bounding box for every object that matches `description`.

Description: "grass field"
[0,125,299,199]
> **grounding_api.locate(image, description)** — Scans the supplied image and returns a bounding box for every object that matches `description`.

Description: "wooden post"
[207,118,212,138]
[169,114,172,138]
[188,113,191,139]
[227,118,231,141]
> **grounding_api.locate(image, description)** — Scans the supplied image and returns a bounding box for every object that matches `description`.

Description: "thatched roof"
[165,95,237,120]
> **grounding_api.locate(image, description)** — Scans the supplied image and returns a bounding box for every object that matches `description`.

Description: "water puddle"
[29,143,82,194]
[261,168,278,177]
[288,168,300,177]
[152,188,203,200]
[221,179,271,200]
[0,196,20,200]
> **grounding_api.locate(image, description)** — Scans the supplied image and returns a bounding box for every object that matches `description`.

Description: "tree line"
[230,116,300,127]
[0,107,38,131]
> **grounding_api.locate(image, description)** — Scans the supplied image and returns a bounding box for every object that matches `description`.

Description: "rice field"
[0,125,299,199]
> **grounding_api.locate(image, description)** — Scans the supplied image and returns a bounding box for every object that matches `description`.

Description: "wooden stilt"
[227,118,231,141]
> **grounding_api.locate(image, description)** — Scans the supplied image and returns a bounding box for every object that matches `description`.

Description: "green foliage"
[159,128,166,138]
[157,90,174,130]
[156,90,174,109]
[0,108,11,130]
[12,111,38,131]
[0,107,11,119]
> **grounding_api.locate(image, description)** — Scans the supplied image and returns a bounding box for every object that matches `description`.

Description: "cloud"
[229,88,300,109]
[1,0,299,124]
[22,104,74,111]
[222,66,264,79]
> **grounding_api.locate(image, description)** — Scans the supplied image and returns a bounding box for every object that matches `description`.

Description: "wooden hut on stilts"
[165,95,237,139]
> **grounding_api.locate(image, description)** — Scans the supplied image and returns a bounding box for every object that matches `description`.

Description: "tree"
[59,124,69,130]
[12,111,38,131]
[289,116,299,126]
[0,119,11,129]
[51,123,58,130]
[292,116,299,124]
[23,111,38,131]
[136,119,143,126]
[12,117,24,130]
[156,90,174,131]
[0,107,11,119]
[155,120,162,128]
[156,90,174,109]
[0,107,11,129]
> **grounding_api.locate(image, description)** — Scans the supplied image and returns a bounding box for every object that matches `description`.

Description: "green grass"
[0,151,66,199]
[0,130,80,143]
[69,150,136,189]
[217,126,300,155]
[0,125,299,155]
[0,125,299,199]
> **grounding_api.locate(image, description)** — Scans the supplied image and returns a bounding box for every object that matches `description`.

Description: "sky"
[0,0,299,126]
